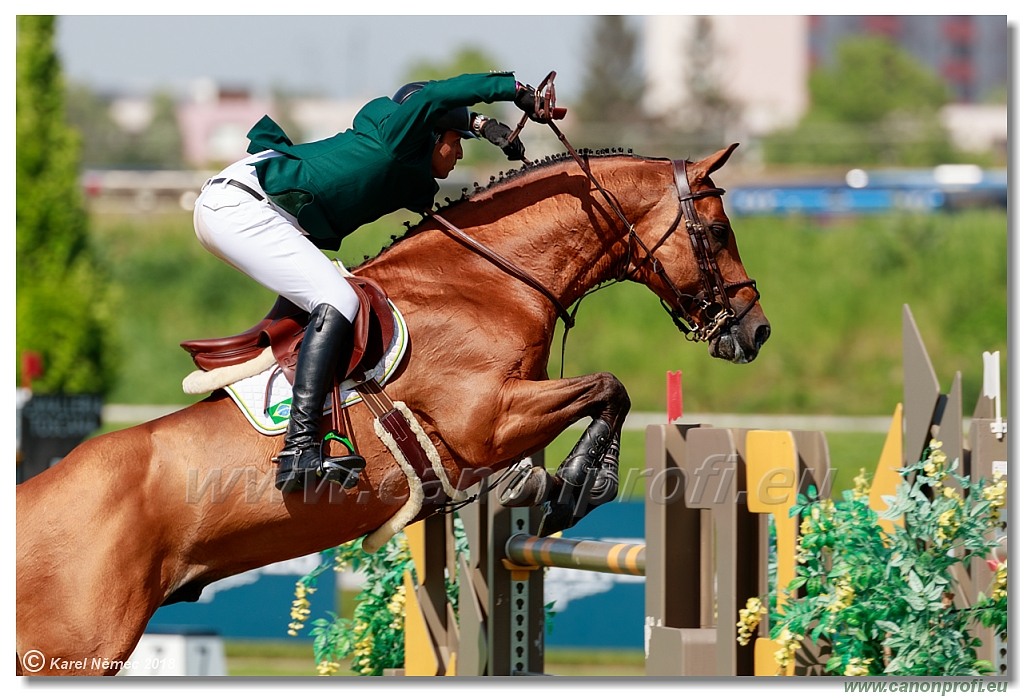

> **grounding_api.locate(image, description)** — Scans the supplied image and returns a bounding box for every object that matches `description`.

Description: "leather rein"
[424,105,758,346]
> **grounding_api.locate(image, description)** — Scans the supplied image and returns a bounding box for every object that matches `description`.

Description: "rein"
[424,209,576,329]
[427,132,757,351]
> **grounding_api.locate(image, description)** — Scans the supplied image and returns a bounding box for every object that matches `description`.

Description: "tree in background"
[764,36,956,166]
[121,91,185,168]
[679,16,740,148]
[64,83,126,168]
[402,46,502,84]
[574,16,647,148]
[17,15,116,394]
[66,87,185,168]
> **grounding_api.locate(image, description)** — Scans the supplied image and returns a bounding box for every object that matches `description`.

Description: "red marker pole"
[21,351,43,390]
[666,370,682,423]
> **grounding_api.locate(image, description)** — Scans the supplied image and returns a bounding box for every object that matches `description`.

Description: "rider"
[193,72,544,495]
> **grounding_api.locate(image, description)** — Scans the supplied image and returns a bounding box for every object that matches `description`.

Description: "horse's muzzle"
[708,316,771,364]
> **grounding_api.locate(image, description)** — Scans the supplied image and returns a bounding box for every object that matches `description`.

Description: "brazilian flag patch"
[268,399,292,425]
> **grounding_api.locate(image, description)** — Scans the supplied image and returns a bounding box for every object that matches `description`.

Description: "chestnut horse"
[16,145,769,675]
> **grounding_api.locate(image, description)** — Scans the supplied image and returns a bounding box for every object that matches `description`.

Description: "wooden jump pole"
[505,534,646,576]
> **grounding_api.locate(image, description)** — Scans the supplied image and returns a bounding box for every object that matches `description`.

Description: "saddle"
[180,276,397,384]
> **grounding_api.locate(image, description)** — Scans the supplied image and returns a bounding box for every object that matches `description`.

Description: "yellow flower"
[923,441,949,479]
[773,627,803,674]
[853,469,871,499]
[935,507,961,546]
[317,660,341,676]
[826,576,855,613]
[983,477,1007,522]
[844,658,873,676]
[288,580,313,635]
[386,587,407,616]
[736,597,765,646]
[991,561,1007,602]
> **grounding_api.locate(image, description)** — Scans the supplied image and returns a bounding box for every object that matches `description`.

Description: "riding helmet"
[392,81,476,139]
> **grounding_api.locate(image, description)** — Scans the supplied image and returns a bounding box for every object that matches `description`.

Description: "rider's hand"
[514,83,544,123]
[478,117,527,161]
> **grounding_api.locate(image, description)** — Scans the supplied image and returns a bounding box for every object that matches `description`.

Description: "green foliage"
[678,16,740,141]
[65,87,185,168]
[64,83,129,168]
[295,521,468,676]
[16,15,117,394]
[403,45,502,84]
[122,92,185,168]
[746,441,1007,676]
[811,37,949,124]
[575,16,645,123]
[763,37,957,166]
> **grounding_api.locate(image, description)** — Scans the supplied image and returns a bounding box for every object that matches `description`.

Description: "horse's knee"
[593,372,630,426]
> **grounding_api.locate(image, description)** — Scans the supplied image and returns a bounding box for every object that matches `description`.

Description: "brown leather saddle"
[180,276,397,385]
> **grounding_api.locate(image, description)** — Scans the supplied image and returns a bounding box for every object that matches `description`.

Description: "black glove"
[514,83,544,123]
[478,118,526,161]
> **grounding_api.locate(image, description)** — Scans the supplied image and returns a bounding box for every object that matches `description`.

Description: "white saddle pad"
[224,300,409,435]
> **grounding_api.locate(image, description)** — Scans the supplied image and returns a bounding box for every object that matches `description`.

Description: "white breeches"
[192,152,360,322]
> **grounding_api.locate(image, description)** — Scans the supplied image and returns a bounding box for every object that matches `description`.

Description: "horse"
[15,144,770,675]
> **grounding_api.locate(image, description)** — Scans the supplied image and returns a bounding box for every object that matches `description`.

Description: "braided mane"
[355,148,641,266]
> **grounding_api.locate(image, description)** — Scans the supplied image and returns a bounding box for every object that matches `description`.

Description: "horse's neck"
[383,157,664,305]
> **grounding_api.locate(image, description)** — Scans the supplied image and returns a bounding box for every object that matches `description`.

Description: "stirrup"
[319,454,366,489]
[319,432,366,489]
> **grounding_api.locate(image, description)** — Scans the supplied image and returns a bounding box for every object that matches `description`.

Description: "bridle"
[426,72,759,346]
[619,158,760,343]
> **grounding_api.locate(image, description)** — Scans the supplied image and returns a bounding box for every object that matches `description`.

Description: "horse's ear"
[691,143,740,182]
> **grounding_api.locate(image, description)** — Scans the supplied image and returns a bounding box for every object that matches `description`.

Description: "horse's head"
[626,144,770,363]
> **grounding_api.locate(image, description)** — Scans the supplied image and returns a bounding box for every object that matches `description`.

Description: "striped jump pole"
[504,534,646,577]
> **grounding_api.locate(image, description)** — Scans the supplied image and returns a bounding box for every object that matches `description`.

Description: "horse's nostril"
[754,324,771,349]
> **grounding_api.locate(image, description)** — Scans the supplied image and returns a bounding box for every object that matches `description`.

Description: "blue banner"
[147,553,334,640]
[543,500,645,650]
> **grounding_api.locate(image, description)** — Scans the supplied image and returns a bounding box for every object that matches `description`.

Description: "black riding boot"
[274,303,366,493]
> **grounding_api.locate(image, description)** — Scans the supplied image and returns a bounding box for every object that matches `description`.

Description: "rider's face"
[430,130,463,179]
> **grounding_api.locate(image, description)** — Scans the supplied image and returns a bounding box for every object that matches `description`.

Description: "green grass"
[222,641,644,677]
[89,209,1006,413]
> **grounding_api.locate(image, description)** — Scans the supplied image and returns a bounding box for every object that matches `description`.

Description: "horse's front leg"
[492,372,630,536]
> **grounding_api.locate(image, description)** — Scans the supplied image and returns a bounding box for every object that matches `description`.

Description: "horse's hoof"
[536,501,576,537]
[498,465,553,507]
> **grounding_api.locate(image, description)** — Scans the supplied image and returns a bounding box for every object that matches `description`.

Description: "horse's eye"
[710,223,730,242]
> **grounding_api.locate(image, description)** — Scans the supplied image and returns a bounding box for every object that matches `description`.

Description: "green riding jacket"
[245,71,519,251]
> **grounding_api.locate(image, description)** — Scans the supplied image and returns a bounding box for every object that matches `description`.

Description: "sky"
[34,8,1024,105]
[52,14,606,103]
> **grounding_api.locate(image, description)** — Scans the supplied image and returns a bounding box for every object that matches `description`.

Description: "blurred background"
[15,14,1011,675]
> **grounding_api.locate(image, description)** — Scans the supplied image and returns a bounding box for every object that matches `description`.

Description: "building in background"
[643,16,809,137]
[642,15,1006,153]
[808,15,1008,104]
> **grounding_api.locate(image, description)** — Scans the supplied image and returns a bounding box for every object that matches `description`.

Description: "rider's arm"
[383,72,519,153]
